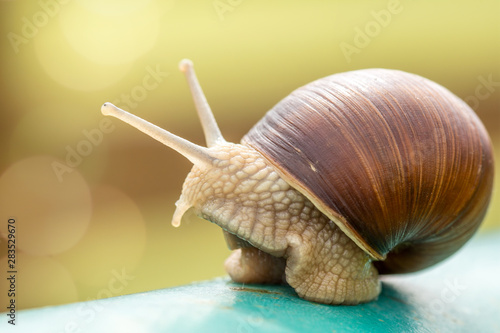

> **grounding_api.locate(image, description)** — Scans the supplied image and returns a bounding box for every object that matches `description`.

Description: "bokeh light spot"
[60,1,160,66]
[33,17,132,91]
[0,156,92,255]
[7,107,111,182]
[76,0,157,16]
[56,185,146,288]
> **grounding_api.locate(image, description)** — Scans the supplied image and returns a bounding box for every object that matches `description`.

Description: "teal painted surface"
[2,232,500,333]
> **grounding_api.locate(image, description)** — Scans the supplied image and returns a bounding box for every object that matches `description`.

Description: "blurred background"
[0,0,499,311]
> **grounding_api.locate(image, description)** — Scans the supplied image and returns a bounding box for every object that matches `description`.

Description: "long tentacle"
[101,102,215,167]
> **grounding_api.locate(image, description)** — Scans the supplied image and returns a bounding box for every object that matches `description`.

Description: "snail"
[101,59,494,305]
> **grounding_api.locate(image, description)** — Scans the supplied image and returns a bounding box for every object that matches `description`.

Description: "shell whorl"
[243,69,494,273]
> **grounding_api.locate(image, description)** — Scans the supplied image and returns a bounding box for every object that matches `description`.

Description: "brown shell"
[242,69,494,274]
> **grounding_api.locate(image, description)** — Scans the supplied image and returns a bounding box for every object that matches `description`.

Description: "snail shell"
[243,68,494,274]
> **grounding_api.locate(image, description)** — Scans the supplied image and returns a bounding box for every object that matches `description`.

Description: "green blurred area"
[0,0,499,310]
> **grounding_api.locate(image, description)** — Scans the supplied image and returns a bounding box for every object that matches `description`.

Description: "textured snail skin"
[175,142,380,304]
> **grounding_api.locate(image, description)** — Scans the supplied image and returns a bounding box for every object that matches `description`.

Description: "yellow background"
[0,0,499,310]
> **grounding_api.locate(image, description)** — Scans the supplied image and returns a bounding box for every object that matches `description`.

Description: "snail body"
[101,60,494,304]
